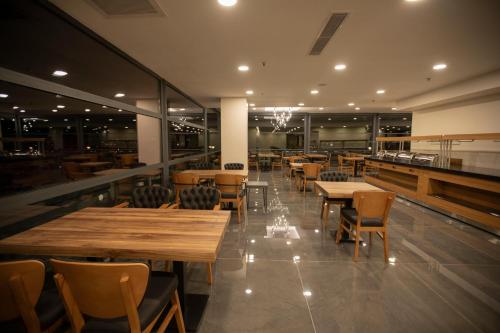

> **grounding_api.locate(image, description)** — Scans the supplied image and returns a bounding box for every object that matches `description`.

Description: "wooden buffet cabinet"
[364,158,500,230]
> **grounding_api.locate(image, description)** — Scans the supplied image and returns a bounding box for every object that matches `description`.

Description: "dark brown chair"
[336,191,395,262]
[0,260,65,333]
[51,259,185,333]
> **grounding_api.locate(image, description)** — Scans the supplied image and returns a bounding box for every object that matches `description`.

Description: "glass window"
[248,112,305,154]
[165,85,204,125]
[207,109,220,152]
[0,0,160,112]
[378,113,412,150]
[168,121,205,159]
[310,114,373,155]
[0,81,162,197]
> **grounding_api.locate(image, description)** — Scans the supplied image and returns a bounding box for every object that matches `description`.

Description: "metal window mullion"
[0,67,161,119]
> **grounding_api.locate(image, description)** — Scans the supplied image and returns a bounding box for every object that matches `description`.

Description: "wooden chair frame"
[173,173,200,203]
[215,174,246,224]
[51,260,185,333]
[336,191,395,262]
[337,156,354,177]
[299,163,322,195]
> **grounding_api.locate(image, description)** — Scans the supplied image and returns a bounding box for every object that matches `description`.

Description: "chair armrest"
[213,204,221,211]
[167,203,179,209]
[158,203,171,209]
[113,202,129,208]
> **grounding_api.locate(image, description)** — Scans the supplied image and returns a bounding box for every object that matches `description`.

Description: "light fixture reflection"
[218,0,237,6]
[52,70,68,77]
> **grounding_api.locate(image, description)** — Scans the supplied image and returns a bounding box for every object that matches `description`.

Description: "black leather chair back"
[224,163,244,170]
[189,162,214,170]
[132,186,171,208]
[179,186,220,210]
[320,171,348,182]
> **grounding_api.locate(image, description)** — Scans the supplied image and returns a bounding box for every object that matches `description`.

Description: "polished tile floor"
[186,171,500,333]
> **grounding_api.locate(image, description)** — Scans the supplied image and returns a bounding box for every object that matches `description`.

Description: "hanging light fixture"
[270,107,293,131]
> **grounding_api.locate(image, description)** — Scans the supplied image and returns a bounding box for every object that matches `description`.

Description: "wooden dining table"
[305,153,327,160]
[0,207,231,332]
[179,169,248,179]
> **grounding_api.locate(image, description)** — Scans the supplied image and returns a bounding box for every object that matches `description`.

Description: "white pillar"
[220,98,248,169]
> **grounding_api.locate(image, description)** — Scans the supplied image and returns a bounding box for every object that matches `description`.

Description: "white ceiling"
[51,0,500,113]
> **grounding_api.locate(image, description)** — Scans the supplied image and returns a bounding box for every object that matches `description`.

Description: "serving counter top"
[365,157,500,181]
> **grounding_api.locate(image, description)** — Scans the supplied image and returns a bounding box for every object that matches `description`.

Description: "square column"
[220,98,248,169]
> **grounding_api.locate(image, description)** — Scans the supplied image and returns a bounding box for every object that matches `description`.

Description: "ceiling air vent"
[309,12,348,55]
[86,0,166,17]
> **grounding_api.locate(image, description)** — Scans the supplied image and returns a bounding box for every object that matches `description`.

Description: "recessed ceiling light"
[238,65,249,72]
[118,109,122,112]
[303,291,312,297]
[298,103,304,106]
[85,109,90,112]
[102,106,107,108]
[52,70,68,77]
[348,102,355,106]
[249,103,255,107]
[19,109,26,113]
[376,89,385,94]
[310,89,319,95]
[403,117,407,120]
[114,92,125,98]
[245,288,252,294]
[343,125,347,128]
[355,107,360,110]
[433,63,447,71]
[0,93,8,98]
[391,107,398,110]
[353,117,357,120]
[218,0,237,6]
[334,64,347,71]
[245,90,254,95]
[64,118,68,122]
[57,105,65,109]
[328,118,331,121]
[252,107,257,110]
[109,118,113,121]
[52,109,58,113]
[179,108,186,111]
[12,106,19,109]
[319,107,324,110]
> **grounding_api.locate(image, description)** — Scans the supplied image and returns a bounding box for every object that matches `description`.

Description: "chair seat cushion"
[0,289,66,333]
[221,189,245,199]
[82,271,178,332]
[340,207,384,227]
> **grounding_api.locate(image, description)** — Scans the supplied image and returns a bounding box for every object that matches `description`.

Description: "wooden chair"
[173,173,200,203]
[271,152,284,173]
[168,186,221,284]
[299,163,322,194]
[336,191,395,262]
[0,260,65,333]
[215,174,246,224]
[321,154,331,170]
[50,259,185,333]
[337,155,354,177]
[120,154,138,168]
[248,155,259,173]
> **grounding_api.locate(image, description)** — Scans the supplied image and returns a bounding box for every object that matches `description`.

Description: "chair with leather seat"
[0,260,66,333]
[168,186,221,284]
[319,171,349,226]
[224,163,244,170]
[189,162,214,170]
[336,191,395,262]
[50,259,185,333]
[173,173,200,203]
[215,174,246,224]
[298,163,322,194]
[338,155,354,177]
[113,186,173,209]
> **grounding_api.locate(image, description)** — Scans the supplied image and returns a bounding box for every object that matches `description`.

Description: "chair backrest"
[215,174,245,194]
[132,186,171,208]
[0,260,45,325]
[302,163,322,178]
[189,162,213,170]
[173,172,199,186]
[179,186,220,210]
[353,191,395,223]
[224,163,244,170]
[320,171,348,182]
[51,259,149,322]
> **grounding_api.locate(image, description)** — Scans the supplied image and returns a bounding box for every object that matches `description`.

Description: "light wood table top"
[305,154,327,159]
[290,162,303,169]
[179,169,248,179]
[343,156,365,161]
[314,181,382,199]
[0,207,231,262]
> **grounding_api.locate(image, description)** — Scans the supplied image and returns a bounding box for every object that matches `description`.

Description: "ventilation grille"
[309,12,348,55]
[87,0,166,17]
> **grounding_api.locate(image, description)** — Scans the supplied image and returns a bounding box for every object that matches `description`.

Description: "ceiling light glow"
[348,102,355,106]
[376,89,385,94]
[245,90,254,95]
[114,92,125,98]
[334,63,347,71]
[52,70,68,77]
[310,89,319,95]
[238,65,249,72]
[218,0,237,6]
[0,93,8,98]
[433,63,447,71]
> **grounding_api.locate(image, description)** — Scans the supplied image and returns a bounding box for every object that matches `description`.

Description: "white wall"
[221,98,248,169]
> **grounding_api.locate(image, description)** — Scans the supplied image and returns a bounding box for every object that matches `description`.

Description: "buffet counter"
[364,157,500,231]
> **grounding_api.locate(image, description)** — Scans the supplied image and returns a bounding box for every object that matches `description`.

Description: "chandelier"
[270,107,293,131]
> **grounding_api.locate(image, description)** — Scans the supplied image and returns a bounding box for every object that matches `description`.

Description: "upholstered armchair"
[224,163,244,170]
[168,186,221,210]
[113,186,172,209]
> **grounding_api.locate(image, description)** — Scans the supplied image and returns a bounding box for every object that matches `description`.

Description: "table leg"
[172,261,209,332]
[328,199,362,244]
[246,188,251,208]
[263,186,267,212]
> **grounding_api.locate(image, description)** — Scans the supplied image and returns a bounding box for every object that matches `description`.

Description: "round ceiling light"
[334,64,347,71]
[218,0,237,6]
[433,63,447,71]
[238,65,249,72]
[245,90,254,95]
[310,90,319,95]
[376,89,386,95]
[52,70,68,77]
